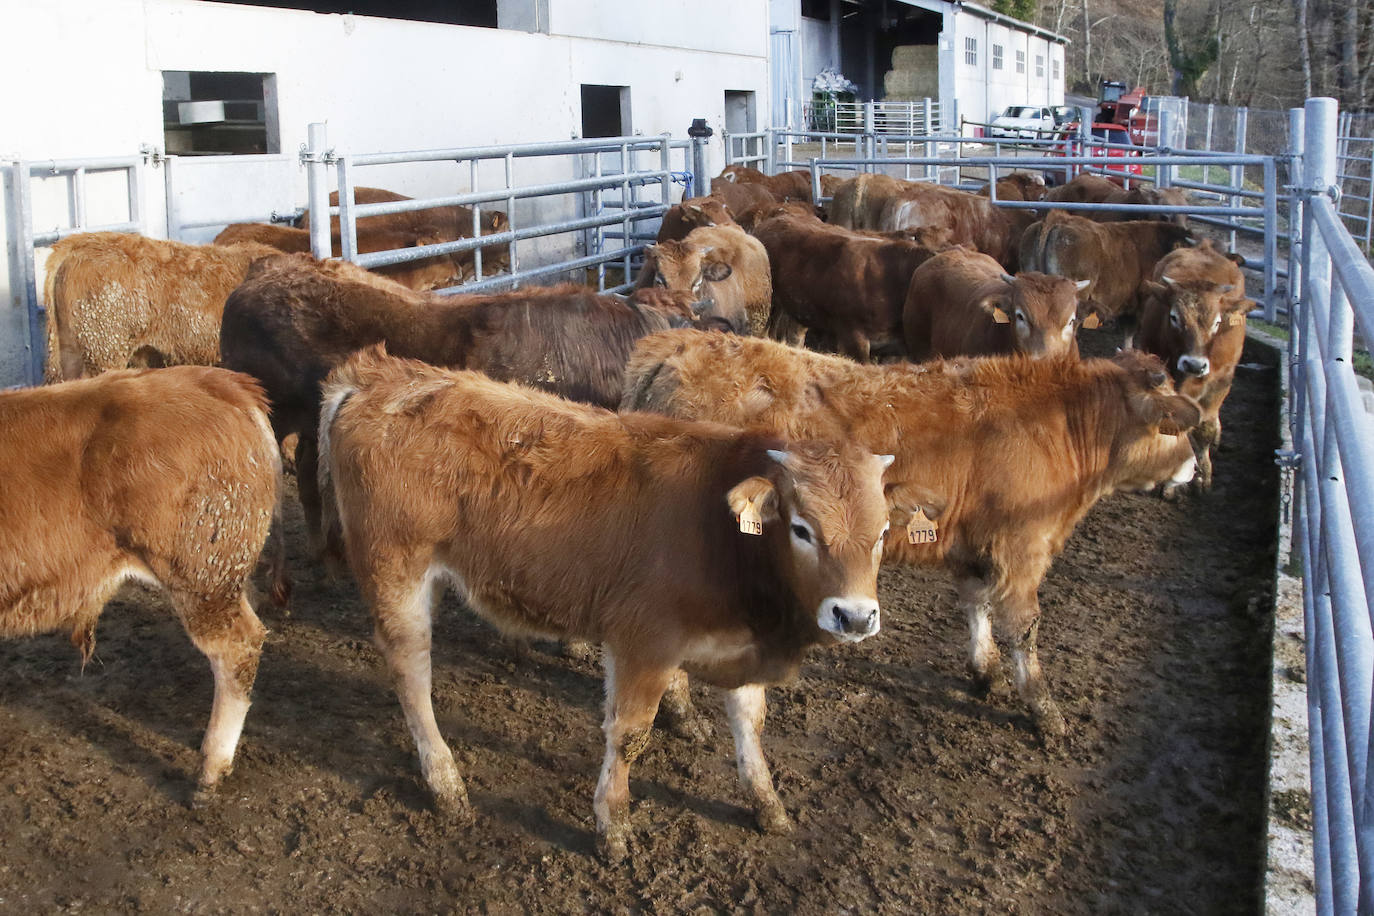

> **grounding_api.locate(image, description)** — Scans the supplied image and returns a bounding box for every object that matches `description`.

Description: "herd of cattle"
[5,161,1253,862]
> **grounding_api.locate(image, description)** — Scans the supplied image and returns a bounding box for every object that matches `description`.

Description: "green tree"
[993,0,1039,22]
[1163,0,1221,96]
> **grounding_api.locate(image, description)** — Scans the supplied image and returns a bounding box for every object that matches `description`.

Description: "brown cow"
[903,248,1091,360]
[0,366,282,795]
[212,222,459,291]
[42,231,279,381]
[716,165,813,201]
[1095,186,1191,226]
[300,186,511,278]
[1018,211,1194,325]
[635,224,772,335]
[753,208,939,359]
[219,255,715,565]
[1043,173,1121,204]
[1136,240,1252,494]
[977,172,1048,201]
[656,196,736,243]
[320,348,893,860]
[708,179,777,217]
[622,331,1202,735]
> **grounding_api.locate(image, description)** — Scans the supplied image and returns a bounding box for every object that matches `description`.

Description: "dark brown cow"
[656,196,736,243]
[1095,186,1191,226]
[0,366,282,795]
[1136,240,1252,494]
[320,348,893,860]
[1043,173,1121,204]
[219,255,713,565]
[1018,210,1194,325]
[753,208,939,359]
[716,165,813,201]
[977,172,1048,201]
[903,248,1090,360]
[623,330,1202,735]
[212,222,459,291]
[708,179,777,217]
[635,224,772,335]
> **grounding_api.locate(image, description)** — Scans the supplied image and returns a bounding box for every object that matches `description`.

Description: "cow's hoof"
[433,789,474,824]
[1034,705,1067,738]
[756,803,793,835]
[968,668,1010,699]
[190,780,221,810]
[1159,482,1187,502]
[666,713,713,743]
[597,828,629,864]
[1190,477,1213,496]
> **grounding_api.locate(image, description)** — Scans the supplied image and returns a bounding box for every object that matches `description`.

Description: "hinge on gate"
[1275,449,1301,469]
[139,144,165,167]
[298,144,337,166]
[1276,449,1301,524]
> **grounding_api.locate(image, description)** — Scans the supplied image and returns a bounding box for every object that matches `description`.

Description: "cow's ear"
[684,203,703,217]
[701,259,733,282]
[885,482,947,527]
[1079,305,1103,329]
[1225,251,1246,267]
[1135,391,1202,435]
[979,294,1012,324]
[1141,280,1168,301]
[727,475,780,527]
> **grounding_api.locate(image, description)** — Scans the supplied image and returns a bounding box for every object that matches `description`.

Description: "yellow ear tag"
[991,307,1011,324]
[738,499,764,536]
[1082,313,1101,329]
[906,508,939,545]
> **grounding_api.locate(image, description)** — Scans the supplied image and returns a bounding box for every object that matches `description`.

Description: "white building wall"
[943,8,1065,125]
[0,0,769,387]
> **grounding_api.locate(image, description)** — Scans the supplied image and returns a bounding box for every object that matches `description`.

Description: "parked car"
[1050,105,1080,127]
[987,105,1056,139]
[1044,122,1144,187]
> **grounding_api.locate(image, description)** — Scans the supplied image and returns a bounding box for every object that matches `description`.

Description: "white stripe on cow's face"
[872,523,890,559]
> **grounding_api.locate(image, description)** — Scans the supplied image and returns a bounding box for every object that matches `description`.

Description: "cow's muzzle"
[819,597,881,642]
[1177,354,1210,378]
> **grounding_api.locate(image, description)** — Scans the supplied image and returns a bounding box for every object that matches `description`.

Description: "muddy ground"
[0,334,1280,915]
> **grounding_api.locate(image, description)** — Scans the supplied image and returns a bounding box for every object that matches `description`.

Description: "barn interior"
[802,0,943,101]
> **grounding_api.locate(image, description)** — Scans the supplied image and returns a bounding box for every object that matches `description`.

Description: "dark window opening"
[163,71,279,156]
[581,85,630,139]
[198,0,498,28]
[801,0,830,21]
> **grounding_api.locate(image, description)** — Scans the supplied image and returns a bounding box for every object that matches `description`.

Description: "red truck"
[1098,80,1157,145]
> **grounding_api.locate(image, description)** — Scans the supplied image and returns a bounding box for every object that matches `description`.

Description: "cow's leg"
[836,328,872,363]
[1190,417,1220,493]
[996,585,1066,737]
[957,575,1005,696]
[724,683,791,834]
[371,565,471,821]
[182,592,267,799]
[594,649,672,862]
[657,668,711,742]
[296,432,346,580]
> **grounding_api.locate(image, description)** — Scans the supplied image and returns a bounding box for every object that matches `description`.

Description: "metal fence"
[1289,96,1374,916]
[1336,112,1374,252]
[802,99,944,135]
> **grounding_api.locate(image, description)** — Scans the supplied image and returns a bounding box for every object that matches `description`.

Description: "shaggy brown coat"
[42,231,279,381]
[622,330,1203,735]
[320,348,891,860]
[656,197,736,243]
[212,222,459,291]
[0,366,281,793]
[635,224,773,335]
[976,172,1049,201]
[715,165,814,201]
[1043,173,1122,203]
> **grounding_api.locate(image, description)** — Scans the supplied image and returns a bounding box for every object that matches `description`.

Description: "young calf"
[0,367,281,796]
[623,331,1202,736]
[319,348,893,861]
[903,247,1091,360]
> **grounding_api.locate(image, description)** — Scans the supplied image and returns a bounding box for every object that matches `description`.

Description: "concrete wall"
[0,0,769,387]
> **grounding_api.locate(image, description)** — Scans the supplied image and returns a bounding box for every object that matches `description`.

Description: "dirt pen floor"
[0,334,1281,914]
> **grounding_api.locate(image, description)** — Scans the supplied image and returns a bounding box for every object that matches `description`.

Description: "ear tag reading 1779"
[907,508,938,545]
[739,499,764,536]
[991,307,1011,324]
[1082,313,1101,329]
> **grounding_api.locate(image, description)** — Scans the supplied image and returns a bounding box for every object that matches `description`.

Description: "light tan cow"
[636,224,773,335]
[320,348,893,860]
[0,366,283,795]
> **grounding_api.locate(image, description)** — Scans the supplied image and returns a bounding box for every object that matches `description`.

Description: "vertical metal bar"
[765,128,777,176]
[1289,108,1306,318]
[504,151,517,284]
[337,157,357,263]
[1365,142,1374,251]
[163,155,179,240]
[469,158,482,280]
[1230,107,1247,251]
[594,151,605,290]
[1157,111,1173,191]
[1204,103,1214,153]
[924,97,934,182]
[1263,156,1277,322]
[619,141,631,291]
[691,137,709,198]
[865,101,876,174]
[72,167,87,231]
[305,122,331,260]
[6,160,42,385]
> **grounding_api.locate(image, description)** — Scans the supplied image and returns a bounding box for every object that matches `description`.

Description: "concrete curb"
[1250,324,1317,915]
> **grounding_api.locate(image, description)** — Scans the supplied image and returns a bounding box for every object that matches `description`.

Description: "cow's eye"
[654,274,667,287]
[1015,309,1028,324]
[1170,308,1181,328]
[1211,315,1222,334]
[791,523,812,543]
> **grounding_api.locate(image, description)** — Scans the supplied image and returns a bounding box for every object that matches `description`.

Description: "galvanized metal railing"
[1291,96,1374,916]
[1335,113,1373,252]
[3,154,148,385]
[301,123,700,295]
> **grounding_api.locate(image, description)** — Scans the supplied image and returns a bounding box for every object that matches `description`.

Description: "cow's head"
[643,241,742,332]
[678,198,732,231]
[728,445,893,642]
[983,272,1090,358]
[1106,349,1204,491]
[1141,275,1250,382]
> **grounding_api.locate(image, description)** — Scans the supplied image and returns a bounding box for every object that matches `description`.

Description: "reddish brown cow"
[219,255,715,565]
[623,331,1202,735]
[903,248,1091,360]
[708,179,777,217]
[1018,211,1194,325]
[0,366,282,795]
[212,222,459,291]
[977,172,1048,201]
[656,196,736,242]
[752,209,939,359]
[1136,240,1252,494]
[1094,186,1191,226]
[42,231,280,381]
[716,165,814,201]
[635,224,772,335]
[320,348,893,860]
[1043,173,1121,203]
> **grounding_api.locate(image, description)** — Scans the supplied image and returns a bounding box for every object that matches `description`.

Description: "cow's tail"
[316,375,356,571]
[247,397,292,609]
[41,242,72,382]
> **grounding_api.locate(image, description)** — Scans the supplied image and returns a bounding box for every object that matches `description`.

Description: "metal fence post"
[691,137,710,198]
[337,156,357,263]
[923,97,935,181]
[1263,155,1277,322]
[1230,107,1247,251]
[163,155,181,240]
[865,101,876,173]
[304,122,332,260]
[1289,107,1305,313]
[1204,102,1214,153]
[1157,110,1173,190]
[765,128,777,176]
[4,160,42,385]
